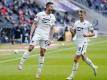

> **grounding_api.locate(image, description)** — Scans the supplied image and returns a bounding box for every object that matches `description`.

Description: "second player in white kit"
[74,20,93,55]
[67,10,98,80]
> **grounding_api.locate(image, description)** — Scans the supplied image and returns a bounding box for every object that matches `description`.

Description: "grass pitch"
[0,36,107,80]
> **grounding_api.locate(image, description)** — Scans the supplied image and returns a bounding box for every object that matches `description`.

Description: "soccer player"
[18,2,56,79]
[66,10,98,80]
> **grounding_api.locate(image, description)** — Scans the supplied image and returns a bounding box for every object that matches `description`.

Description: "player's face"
[46,4,54,14]
[79,11,85,22]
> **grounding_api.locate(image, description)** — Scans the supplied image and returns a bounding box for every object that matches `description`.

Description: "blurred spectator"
[13,26,22,43]
[2,0,14,7]
[87,0,92,8]
[102,0,106,4]
[0,6,8,16]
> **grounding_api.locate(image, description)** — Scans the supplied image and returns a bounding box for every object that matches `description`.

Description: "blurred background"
[0,0,107,44]
[0,1,107,80]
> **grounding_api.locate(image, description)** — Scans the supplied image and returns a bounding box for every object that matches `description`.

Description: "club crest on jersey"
[42,18,50,24]
[77,27,84,31]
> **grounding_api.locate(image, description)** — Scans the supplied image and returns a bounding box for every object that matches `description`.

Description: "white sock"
[70,62,79,78]
[37,56,45,74]
[19,50,30,65]
[84,57,96,69]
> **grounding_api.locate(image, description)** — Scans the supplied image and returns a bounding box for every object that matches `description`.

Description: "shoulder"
[34,12,44,21]
[50,14,56,20]
[85,20,92,25]
[74,20,80,25]
[36,11,45,16]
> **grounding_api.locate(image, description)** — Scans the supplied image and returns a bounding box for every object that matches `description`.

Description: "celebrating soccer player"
[66,10,98,80]
[18,2,56,79]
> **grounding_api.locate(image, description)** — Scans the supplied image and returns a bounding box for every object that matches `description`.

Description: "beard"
[48,9,55,14]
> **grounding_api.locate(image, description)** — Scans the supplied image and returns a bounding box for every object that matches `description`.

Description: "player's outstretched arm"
[30,21,37,40]
[70,28,76,38]
[83,30,95,37]
[48,26,55,45]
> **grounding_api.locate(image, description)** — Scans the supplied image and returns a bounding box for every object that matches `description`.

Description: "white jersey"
[74,20,93,42]
[34,11,56,40]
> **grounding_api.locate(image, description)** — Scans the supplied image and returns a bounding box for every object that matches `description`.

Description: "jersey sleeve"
[88,22,94,31]
[50,15,56,27]
[73,21,77,30]
[34,13,41,23]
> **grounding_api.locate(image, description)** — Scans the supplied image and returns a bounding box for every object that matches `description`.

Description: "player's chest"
[76,23,88,31]
[40,15,52,24]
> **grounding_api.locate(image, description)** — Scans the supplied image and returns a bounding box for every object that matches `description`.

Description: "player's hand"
[30,35,32,40]
[83,33,89,37]
[83,32,93,37]
[48,40,51,46]
[48,40,53,46]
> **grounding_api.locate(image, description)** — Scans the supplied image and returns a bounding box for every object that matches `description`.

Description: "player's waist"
[75,40,88,44]
[75,38,88,41]
[34,30,49,35]
[35,28,50,32]
[33,32,49,39]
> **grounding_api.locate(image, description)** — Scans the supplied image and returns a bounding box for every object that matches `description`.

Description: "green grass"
[0,36,107,80]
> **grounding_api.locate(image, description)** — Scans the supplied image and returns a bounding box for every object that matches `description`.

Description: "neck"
[80,19,84,22]
[45,10,51,15]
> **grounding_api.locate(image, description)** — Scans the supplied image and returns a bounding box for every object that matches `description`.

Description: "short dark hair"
[79,9,86,14]
[46,2,53,8]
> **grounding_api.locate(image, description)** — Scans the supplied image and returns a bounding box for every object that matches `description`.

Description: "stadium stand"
[0,0,107,43]
[75,0,107,17]
[0,0,78,43]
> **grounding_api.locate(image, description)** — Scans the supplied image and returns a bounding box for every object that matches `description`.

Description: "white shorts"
[30,34,48,49]
[76,41,88,55]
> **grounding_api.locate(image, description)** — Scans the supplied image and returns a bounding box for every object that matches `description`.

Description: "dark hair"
[79,9,86,14]
[46,2,53,8]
